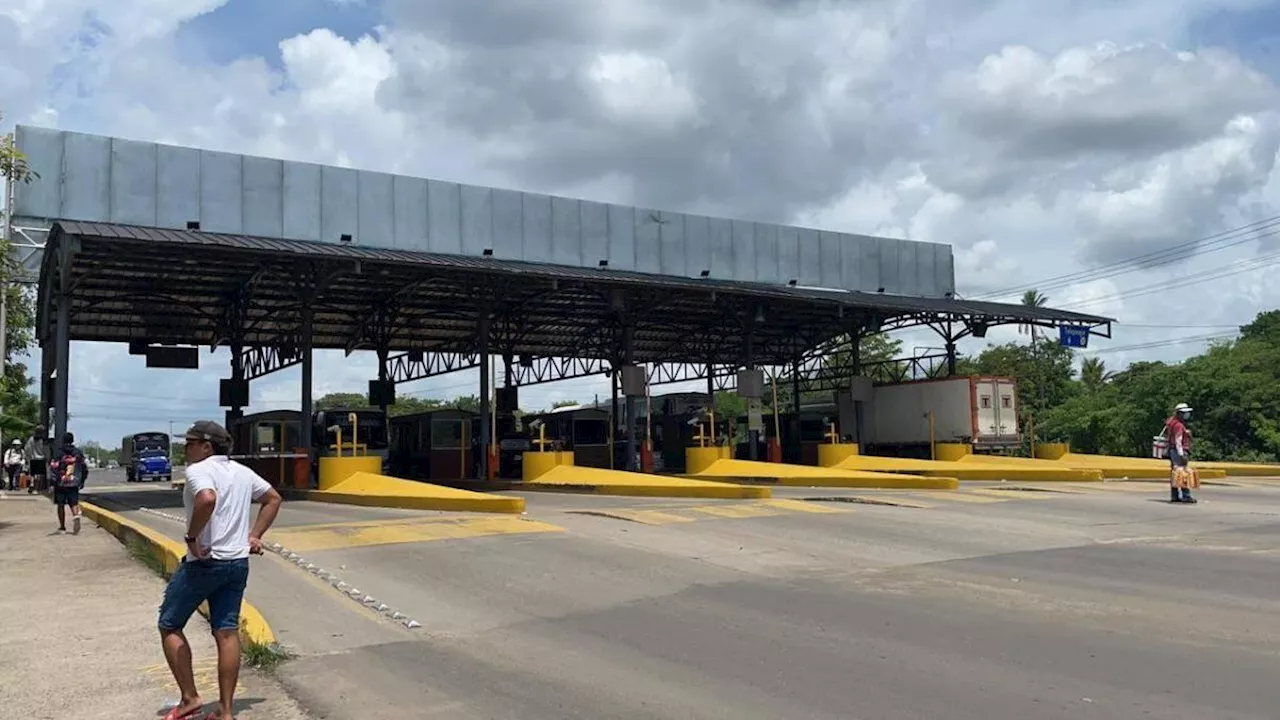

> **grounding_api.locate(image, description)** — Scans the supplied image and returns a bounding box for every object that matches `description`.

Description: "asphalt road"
[82,470,1280,719]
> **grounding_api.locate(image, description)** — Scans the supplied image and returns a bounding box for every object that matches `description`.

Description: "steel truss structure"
[36,220,1113,467]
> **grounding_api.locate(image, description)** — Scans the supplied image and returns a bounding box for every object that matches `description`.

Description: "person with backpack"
[49,431,88,534]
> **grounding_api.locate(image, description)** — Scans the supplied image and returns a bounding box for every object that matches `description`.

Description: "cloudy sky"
[4,0,1280,446]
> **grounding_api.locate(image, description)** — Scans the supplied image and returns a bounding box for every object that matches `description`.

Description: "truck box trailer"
[864,376,1020,450]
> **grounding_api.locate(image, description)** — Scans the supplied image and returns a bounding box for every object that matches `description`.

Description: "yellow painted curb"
[79,502,276,647]
[523,481,771,499]
[294,489,525,514]
[523,464,770,499]
[689,458,959,489]
[301,472,525,514]
[769,474,960,490]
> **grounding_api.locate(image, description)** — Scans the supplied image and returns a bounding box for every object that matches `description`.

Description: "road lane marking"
[268,515,564,552]
[567,498,850,526]
[906,490,1006,504]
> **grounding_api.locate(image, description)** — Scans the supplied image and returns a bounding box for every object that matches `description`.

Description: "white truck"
[863,376,1021,451]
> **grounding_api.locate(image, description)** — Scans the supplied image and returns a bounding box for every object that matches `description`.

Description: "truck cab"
[123,431,173,483]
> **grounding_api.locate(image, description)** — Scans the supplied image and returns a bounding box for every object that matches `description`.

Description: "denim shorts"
[158,557,250,632]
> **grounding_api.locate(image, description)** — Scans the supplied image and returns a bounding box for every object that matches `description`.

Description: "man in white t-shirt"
[158,420,282,720]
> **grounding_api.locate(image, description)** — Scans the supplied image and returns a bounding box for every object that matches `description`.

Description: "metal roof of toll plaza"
[38,221,1112,366]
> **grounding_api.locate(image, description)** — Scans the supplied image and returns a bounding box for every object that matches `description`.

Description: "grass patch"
[124,533,167,577]
[242,639,294,672]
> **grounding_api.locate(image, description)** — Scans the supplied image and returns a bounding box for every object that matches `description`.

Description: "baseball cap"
[184,420,231,446]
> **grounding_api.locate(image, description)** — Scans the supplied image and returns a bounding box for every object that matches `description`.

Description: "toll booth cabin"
[312,409,390,469]
[228,410,305,486]
[650,393,723,473]
[229,408,389,486]
[526,405,613,468]
[389,409,477,482]
[745,407,838,466]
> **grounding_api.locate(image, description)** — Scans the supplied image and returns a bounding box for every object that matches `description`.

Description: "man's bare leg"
[160,629,203,715]
[56,503,66,530]
[212,629,241,719]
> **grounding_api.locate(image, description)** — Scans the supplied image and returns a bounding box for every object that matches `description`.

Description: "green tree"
[1079,357,1113,392]
[0,114,40,437]
[1033,311,1280,462]
[552,399,580,409]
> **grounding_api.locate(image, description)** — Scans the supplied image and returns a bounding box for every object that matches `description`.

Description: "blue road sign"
[1059,325,1090,348]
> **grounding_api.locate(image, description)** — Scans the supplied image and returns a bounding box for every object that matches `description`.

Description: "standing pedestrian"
[158,421,282,720]
[48,431,88,534]
[1166,402,1198,504]
[4,439,22,490]
[24,425,48,494]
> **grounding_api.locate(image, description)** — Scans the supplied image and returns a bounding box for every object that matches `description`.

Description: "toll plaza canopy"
[19,126,1113,472]
[38,220,1112,366]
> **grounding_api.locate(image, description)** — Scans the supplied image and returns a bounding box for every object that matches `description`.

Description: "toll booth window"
[431,419,464,448]
[255,424,281,452]
[980,396,992,409]
[574,419,609,445]
[1001,396,1012,409]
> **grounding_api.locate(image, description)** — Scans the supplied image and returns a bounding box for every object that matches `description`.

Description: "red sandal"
[162,703,205,720]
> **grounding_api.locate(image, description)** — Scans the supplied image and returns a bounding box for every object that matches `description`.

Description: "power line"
[1082,332,1238,355]
[1062,249,1280,311]
[972,214,1280,300]
[1117,323,1242,329]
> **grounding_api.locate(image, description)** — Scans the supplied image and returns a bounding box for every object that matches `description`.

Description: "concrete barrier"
[79,502,276,647]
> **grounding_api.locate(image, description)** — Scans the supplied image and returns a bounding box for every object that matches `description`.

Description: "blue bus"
[122,431,172,483]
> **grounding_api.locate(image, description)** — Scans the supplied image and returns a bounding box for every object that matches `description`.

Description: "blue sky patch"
[174,0,384,69]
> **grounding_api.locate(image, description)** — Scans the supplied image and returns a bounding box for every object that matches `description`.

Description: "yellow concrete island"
[818,443,1103,482]
[79,502,275,648]
[688,445,959,490]
[522,449,770,499]
[302,472,525,514]
[1034,444,1233,479]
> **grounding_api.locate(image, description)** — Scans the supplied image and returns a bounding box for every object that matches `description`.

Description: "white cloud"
[7,0,1280,444]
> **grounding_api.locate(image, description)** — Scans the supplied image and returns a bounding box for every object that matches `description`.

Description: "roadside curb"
[79,502,277,647]
[282,488,525,514]
[521,481,772,499]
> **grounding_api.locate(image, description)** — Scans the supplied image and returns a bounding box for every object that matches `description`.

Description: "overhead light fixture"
[700,269,710,278]
[598,259,608,268]
[185,220,200,230]
[339,233,353,244]
[754,307,765,324]
[483,248,494,256]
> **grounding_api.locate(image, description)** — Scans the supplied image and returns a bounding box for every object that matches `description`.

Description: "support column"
[478,313,491,480]
[41,338,55,429]
[225,343,245,429]
[623,325,637,471]
[610,366,620,467]
[850,331,863,445]
[790,358,801,464]
[52,273,70,446]
[300,305,314,485]
[376,346,390,416]
[745,330,759,461]
[945,341,957,376]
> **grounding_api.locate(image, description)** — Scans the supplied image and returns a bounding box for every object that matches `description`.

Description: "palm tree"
[1079,357,1113,391]
[1017,290,1048,341]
